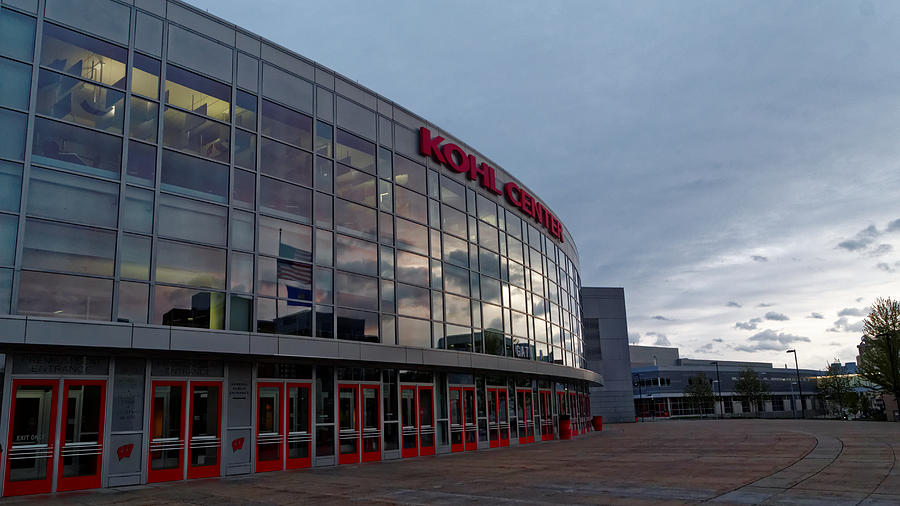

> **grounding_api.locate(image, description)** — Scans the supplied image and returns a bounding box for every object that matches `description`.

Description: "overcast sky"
[192,0,900,369]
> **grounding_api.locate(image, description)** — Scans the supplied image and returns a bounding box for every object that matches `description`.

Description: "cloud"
[827,317,865,333]
[765,311,789,321]
[836,225,881,252]
[646,332,671,346]
[757,303,774,307]
[696,343,714,352]
[751,255,768,262]
[807,312,825,319]
[869,244,893,257]
[837,307,865,317]
[887,218,900,232]
[713,338,724,343]
[876,261,900,273]
[629,332,641,344]
[735,317,762,330]
[734,329,811,352]
[651,315,673,321]
[856,297,865,303]
[726,301,742,308]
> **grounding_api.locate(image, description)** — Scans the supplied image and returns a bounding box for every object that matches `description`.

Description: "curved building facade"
[0,0,600,495]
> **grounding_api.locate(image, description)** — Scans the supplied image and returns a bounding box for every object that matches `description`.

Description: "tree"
[683,372,715,416]
[734,367,770,417]
[858,297,900,418]
[818,360,853,417]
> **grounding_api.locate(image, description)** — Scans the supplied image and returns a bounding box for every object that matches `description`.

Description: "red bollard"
[592,415,603,431]
[559,415,572,440]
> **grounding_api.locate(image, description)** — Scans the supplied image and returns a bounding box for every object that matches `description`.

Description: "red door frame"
[3,379,59,497]
[417,386,435,457]
[56,379,107,492]
[148,380,187,483]
[461,386,476,451]
[570,393,579,435]
[487,388,498,448]
[337,384,360,465]
[400,385,418,459]
[497,389,509,447]
[516,388,534,444]
[449,387,464,453]
[539,390,554,441]
[360,384,381,463]
[255,382,284,473]
[186,381,222,479]
[286,382,312,470]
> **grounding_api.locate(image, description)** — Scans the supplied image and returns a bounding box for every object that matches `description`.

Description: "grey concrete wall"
[581,287,635,423]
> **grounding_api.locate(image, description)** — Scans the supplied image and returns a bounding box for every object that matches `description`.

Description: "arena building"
[0,0,603,495]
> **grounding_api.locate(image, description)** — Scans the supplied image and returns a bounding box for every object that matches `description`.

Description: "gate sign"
[419,127,564,243]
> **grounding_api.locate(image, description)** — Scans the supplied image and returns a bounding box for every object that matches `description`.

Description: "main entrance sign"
[419,127,564,243]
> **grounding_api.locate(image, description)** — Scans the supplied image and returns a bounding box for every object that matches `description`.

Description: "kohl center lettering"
[418,127,564,243]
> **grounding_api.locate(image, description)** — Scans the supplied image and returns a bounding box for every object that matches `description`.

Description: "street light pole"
[711,361,723,419]
[787,350,804,419]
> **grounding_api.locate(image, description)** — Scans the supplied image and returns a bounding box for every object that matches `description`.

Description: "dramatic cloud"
[646,332,671,346]
[735,317,762,330]
[837,307,865,317]
[751,255,768,262]
[827,317,865,333]
[765,311,789,321]
[807,312,825,319]
[734,330,811,352]
[651,315,673,321]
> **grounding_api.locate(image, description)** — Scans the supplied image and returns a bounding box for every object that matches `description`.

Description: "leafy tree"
[683,372,715,416]
[734,367,770,417]
[818,360,853,417]
[858,297,900,418]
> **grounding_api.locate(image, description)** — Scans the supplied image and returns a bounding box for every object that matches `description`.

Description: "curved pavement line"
[708,432,843,504]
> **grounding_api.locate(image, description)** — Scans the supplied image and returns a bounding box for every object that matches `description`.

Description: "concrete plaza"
[7,419,899,505]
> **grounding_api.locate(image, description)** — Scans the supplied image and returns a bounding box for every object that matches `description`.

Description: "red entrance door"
[487,387,509,448]
[256,382,284,472]
[338,384,359,464]
[361,385,381,462]
[286,382,312,469]
[401,385,434,458]
[149,381,187,483]
[187,382,222,479]
[570,393,579,435]
[539,390,553,441]
[4,379,59,496]
[57,380,106,492]
[516,389,534,444]
[448,386,476,452]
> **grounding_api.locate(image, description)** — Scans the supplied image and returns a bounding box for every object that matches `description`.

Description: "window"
[155,239,226,290]
[315,193,332,229]
[231,209,255,251]
[153,285,225,329]
[315,156,332,192]
[18,270,111,320]
[27,167,118,228]
[122,186,153,234]
[259,176,312,222]
[397,316,430,348]
[314,267,332,304]
[334,198,376,241]
[396,250,429,287]
[441,205,466,238]
[260,137,312,186]
[443,264,469,297]
[377,146,391,179]
[162,107,230,163]
[395,218,427,255]
[164,65,230,122]
[335,96,375,139]
[132,53,160,99]
[118,281,149,324]
[444,293,471,326]
[0,215,17,266]
[478,221,499,252]
[335,307,378,343]
[335,234,377,276]
[258,215,312,261]
[315,121,332,157]
[233,169,255,208]
[236,53,258,92]
[0,7,36,62]
[335,271,378,311]
[482,303,502,331]
[157,193,227,246]
[234,130,256,170]
[315,305,334,338]
[261,64,313,114]
[0,57,32,110]
[335,129,375,174]
[0,161,22,212]
[258,257,312,301]
[479,248,500,279]
[335,164,375,207]
[230,252,254,293]
[396,283,429,319]
[378,179,392,212]
[395,185,426,224]
[32,117,122,177]
[476,194,497,225]
[256,298,311,336]
[442,234,468,267]
[40,23,127,89]
[261,99,312,149]
[316,229,332,266]
[160,149,228,203]
[235,90,257,130]
[119,233,150,280]
[0,108,27,161]
[130,96,158,143]
[393,155,425,194]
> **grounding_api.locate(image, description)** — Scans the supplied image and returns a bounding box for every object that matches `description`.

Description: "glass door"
[487,388,499,448]
[417,386,434,456]
[462,387,476,451]
[256,383,283,472]
[187,382,221,479]
[400,386,418,458]
[539,390,553,441]
[4,380,58,496]
[498,389,509,447]
[338,385,360,464]
[149,381,186,483]
[517,389,533,444]
[361,385,381,462]
[57,380,105,492]
[570,393,578,435]
[449,387,463,453]
[286,383,312,469]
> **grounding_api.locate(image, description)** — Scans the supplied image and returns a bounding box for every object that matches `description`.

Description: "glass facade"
[0,0,585,370]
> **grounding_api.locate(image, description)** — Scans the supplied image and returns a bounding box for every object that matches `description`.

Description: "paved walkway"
[6,420,899,505]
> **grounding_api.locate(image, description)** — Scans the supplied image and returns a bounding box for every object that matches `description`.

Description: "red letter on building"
[419,127,446,165]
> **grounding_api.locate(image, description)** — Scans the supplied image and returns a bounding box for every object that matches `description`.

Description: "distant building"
[581,287,635,423]
[630,346,825,418]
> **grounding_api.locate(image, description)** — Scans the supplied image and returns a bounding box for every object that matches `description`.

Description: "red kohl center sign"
[418,127,564,243]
